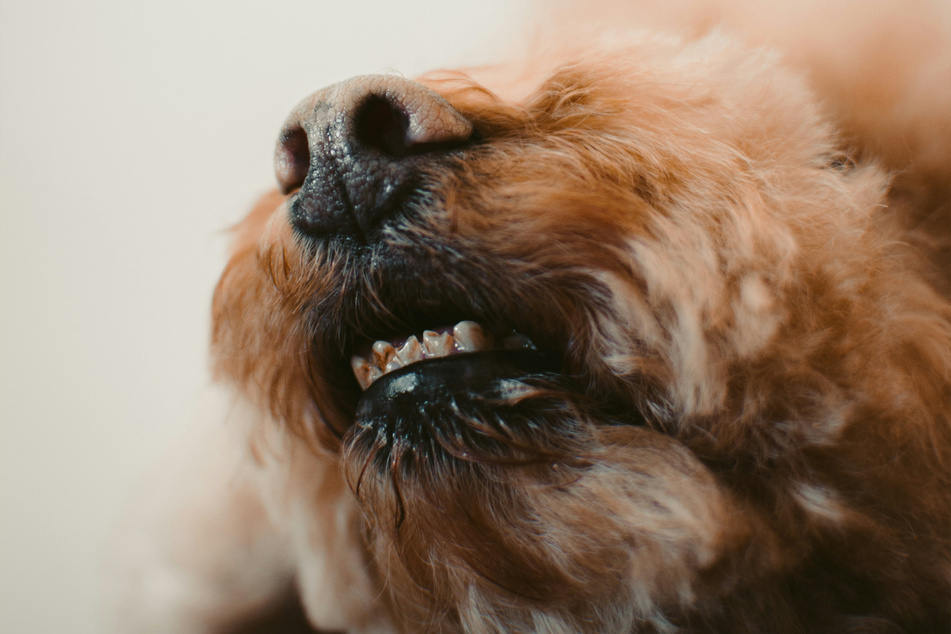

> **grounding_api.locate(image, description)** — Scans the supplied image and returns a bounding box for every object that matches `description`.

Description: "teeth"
[351,356,382,390]
[351,321,536,390]
[384,355,403,373]
[372,341,397,368]
[423,330,453,357]
[453,321,490,352]
[397,336,422,365]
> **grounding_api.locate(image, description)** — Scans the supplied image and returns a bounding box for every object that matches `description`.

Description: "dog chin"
[346,370,751,626]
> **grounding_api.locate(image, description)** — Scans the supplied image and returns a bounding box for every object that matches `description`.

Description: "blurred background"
[0,1,530,632]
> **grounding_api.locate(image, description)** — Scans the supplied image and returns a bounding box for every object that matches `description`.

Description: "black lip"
[349,349,578,471]
[355,349,559,424]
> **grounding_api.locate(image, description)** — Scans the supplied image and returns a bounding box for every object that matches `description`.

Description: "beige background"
[0,1,530,632]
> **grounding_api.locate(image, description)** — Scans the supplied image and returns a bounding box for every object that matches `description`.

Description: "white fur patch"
[731,273,782,358]
[792,482,846,525]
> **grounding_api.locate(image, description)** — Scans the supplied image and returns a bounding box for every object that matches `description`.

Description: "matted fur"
[111,3,950,633]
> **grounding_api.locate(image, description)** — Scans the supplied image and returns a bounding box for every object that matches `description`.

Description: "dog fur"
[110,2,950,632]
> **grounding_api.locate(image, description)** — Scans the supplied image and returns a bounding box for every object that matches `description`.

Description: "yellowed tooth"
[384,356,403,373]
[372,341,396,370]
[367,365,382,385]
[502,333,536,351]
[397,335,422,364]
[453,321,490,353]
[351,355,381,390]
[423,330,454,358]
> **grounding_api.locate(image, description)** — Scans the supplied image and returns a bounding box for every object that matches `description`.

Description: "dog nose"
[275,75,473,238]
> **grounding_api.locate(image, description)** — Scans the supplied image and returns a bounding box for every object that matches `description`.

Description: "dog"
[110,2,950,632]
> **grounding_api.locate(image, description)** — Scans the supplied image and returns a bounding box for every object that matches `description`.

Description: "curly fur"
[111,3,950,633]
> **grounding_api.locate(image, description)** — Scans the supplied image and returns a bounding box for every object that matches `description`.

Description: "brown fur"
[113,3,951,633]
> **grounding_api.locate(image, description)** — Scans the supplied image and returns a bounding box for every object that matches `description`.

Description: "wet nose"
[275,75,473,239]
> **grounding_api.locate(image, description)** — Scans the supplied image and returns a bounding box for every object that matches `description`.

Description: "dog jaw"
[345,395,780,630]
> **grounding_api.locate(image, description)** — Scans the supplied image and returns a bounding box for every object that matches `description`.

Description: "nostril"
[354,91,473,159]
[277,75,475,237]
[275,125,310,194]
[354,94,414,158]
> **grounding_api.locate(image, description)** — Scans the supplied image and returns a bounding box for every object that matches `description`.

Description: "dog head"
[211,33,950,631]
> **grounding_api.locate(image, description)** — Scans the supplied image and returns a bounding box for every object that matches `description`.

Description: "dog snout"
[275,75,473,239]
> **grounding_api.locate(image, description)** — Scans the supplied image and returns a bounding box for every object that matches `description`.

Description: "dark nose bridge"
[275,75,473,238]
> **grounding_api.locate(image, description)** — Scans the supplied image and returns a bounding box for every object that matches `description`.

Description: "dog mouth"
[341,312,573,466]
[309,245,649,464]
[306,234,617,438]
[349,320,538,390]
[346,318,563,425]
